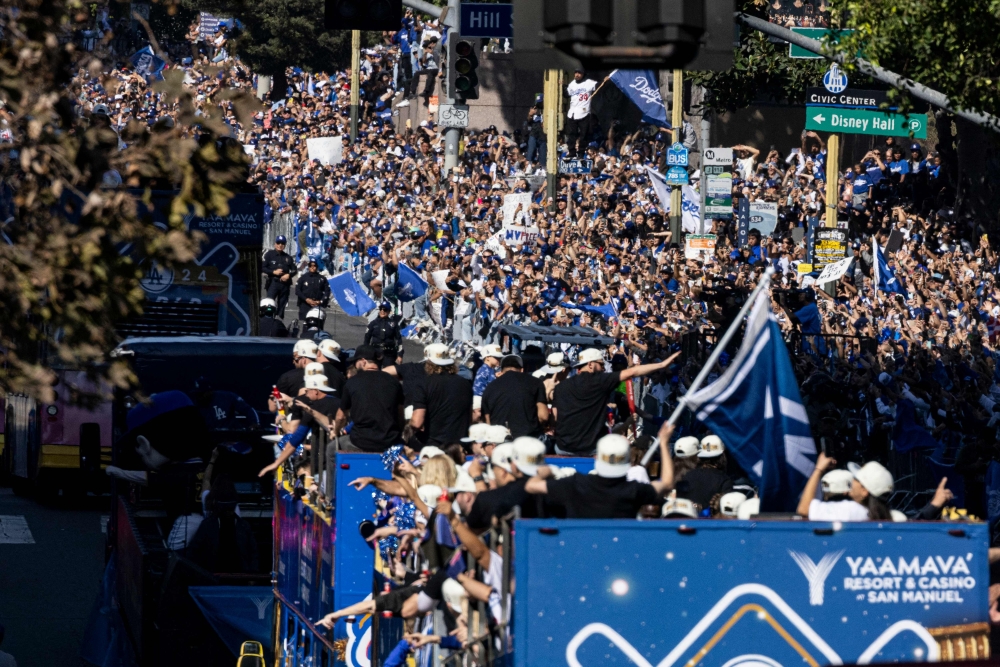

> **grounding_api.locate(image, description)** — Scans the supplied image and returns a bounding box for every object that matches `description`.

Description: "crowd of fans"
[71,9,1000,661]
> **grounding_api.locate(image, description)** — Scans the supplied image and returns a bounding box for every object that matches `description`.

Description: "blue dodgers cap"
[275,235,287,244]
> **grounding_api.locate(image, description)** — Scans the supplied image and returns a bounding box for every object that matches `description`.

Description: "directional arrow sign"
[805,106,927,139]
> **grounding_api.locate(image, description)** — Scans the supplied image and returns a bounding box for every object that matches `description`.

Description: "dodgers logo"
[343,288,357,306]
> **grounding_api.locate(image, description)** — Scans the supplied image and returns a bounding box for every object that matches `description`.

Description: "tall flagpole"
[641,266,776,465]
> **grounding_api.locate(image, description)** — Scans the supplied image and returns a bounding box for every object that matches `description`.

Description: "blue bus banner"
[514,520,988,667]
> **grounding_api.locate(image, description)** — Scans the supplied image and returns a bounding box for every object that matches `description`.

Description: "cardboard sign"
[816,256,854,284]
[501,193,539,246]
[684,234,717,261]
[306,136,343,165]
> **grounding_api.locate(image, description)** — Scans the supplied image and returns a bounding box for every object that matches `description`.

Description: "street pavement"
[0,488,106,667]
[280,300,424,359]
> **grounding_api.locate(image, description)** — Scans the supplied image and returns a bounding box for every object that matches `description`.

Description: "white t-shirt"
[566,79,598,119]
[808,498,870,522]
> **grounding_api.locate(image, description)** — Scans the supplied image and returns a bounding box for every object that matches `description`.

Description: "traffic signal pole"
[669,69,684,240]
[825,133,839,228]
[544,69,560,208]
[350,29,360,143]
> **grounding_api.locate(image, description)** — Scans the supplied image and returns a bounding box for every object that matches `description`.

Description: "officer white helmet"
[260,298,277,315]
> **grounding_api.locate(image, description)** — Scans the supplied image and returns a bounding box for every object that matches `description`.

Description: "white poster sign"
[501,193,539,246]
[816,256,854,284]
[306,136,343,165]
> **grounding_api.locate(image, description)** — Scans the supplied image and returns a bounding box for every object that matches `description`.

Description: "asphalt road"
[0,488,107,667]
[281,301,424,359]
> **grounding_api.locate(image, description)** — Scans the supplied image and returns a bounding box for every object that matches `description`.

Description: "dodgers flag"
[644,166,702,234]
[328,272,376,317]
[130,46,166,80]
[608,70,670,128]
[872,237,908,297]
[396,262,428,302]
[684,291,817,512]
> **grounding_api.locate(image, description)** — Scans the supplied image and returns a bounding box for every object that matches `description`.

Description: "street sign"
[806,87,890,109]
[459,3,513,39]
[666,142,689,167]
[805,106,927,138]
[438,103,469,128]
[703,148,733,217]
[788,27,855,59]
[558,158,592,175]
[665,166,689,186]
[822,63,848,94]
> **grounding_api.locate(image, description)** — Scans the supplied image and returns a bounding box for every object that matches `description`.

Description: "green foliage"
[0,0,251,401]
[828,0,1000,119]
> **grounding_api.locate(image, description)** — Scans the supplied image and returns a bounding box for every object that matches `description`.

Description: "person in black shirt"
[259,374,338,477]
[527,423,676,519]
[271,339,319,412]
[385,352,428,406]
[552,349,680,455]
[481,355,549,438]
[336,345,405,452]
[674,434,733,510]
[258,297,288,337]
[295,259,331,320]
[411,344,473,448]
[262,236,297,317]
[317,339,346,377]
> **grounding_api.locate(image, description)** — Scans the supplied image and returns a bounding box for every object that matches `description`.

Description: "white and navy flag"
[873,236,908,297]
[684,291,817,512]
[608,70,670,128]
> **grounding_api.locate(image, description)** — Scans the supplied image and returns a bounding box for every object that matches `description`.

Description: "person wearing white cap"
[532,352,570,400]
[796,453,892,521]
[526,422,677,518]
[259,373,340,477]
[481,354,549,439]
[718,491,748,518]
[316,338,346,383]
[270,339,319,412]
[473,343,504,396]
[410,343,473,447]
[674,434,734,510]
[552,350,680,455]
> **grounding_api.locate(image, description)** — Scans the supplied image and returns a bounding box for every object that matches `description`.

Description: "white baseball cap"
[442,578,468,614]
[736,497,760,520]
[546,352,566,367]
[448,469,478,494]
[416,484,443,508]
[594,434,630,478]
[662,496,699,519]
[485,424,510,444]
[719,492,747,517]
[512,436,546,477]
[294,339,319,359]
[849,461,894,498]
[304,375,334,392]
[479,344,503,359]
[304,361,326,376]
[821,469,854,496]
[318,339,341,357]
[424,343,455,366]
[491,443,515,473]
[674,436,700,458]
[461,423,491,443]
[574,348,605,367]
[419,445,447,461]
[697,435,725,458]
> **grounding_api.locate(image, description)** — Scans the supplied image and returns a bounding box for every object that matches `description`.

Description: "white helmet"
[674,436,700,458]
[260,297,277,309]
[293,339,318,359]
[305,307,326,322]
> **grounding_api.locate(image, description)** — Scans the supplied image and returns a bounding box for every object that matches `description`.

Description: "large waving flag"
[873,238,908,297]
[684,291,817,512]
[396,262,428,302]
[644,166,701,234]
[608,70,670,128]
[130,46,166,81]
[328,272,376,317]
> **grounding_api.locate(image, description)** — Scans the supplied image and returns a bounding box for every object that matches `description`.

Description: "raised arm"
[619,350,681,381]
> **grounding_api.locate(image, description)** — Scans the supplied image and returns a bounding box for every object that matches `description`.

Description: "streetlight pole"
[669,69,683,241]
[349,29,360,143]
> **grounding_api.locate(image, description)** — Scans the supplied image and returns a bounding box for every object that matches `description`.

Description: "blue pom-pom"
[381,445,405,471]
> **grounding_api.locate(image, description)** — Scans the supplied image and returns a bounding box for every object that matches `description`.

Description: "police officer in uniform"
[364,301,401,360]
[258,298,288,337]
[262,235,297,318]
[295,259,331,320]
[299,308,330,342]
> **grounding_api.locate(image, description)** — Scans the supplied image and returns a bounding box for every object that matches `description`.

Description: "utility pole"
[824,134,839,228]
[544,69,561,208]
[669,69,683,240]
[443,0,460,174]
[350,29,360,143]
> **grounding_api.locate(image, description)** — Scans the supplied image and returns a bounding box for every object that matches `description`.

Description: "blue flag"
[684,292,816,512]
[873,238,908,297]
[396,262,428,302]
[328,272,376,317]
[892,399,937,453]
[793,301,821,335]
[608,70,670,128]
[559,301,616,320]
[130,46,166,80]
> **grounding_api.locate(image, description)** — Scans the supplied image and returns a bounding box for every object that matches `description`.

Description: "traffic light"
[448,37,480,101]
[512,0,734,71]
[325,0,401,31]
